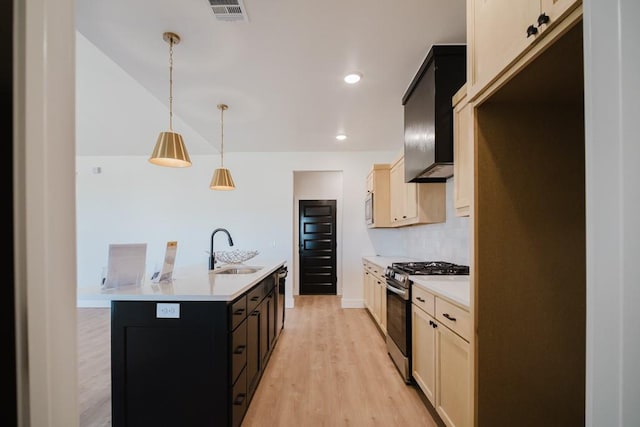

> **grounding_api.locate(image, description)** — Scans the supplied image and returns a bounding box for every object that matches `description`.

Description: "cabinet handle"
[251,311,259,316]
[402,215,407,219]
[233,308,245,315]
[526,24,538,38]
[417,297,425,303]
[233,393,246,405]
[443,313,457,322]
[537,13,550,26]
[251,296,260,301]
[234,345,246,355]
[431,321,438,329]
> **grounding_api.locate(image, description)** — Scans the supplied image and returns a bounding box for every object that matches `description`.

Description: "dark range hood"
[402,45,466,183]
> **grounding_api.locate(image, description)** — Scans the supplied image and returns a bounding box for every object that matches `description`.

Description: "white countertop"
[362,255,420,270]
[77,259,286,304]
[411,275,470,309]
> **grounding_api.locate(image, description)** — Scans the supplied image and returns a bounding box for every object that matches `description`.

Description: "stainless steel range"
[384,261,469,383]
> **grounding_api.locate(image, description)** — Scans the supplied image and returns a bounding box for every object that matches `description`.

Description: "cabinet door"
[379,279,387,334]
[390,160,403,223]
[404,181,418,221]
[469,0,539,95]
[267,290,276,350]
[412,305,436,404]
[539,0,581,36]
[436,323,470,427]
[246,310,261,398]
[453,92,472,217]
[372,276,381,324]
[363,269,371,311]
[260,297,271,366]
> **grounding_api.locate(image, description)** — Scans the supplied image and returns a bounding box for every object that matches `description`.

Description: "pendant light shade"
[210,168,235,190]
[210,104,236,190]
[149,32,192,168]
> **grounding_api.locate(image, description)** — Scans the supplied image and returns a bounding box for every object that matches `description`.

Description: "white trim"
[341,298,365,309]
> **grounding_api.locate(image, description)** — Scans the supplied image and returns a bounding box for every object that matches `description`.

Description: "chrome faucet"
[210,228,234,270]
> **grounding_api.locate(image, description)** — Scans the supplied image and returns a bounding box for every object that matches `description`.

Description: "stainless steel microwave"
[365,192,373,224]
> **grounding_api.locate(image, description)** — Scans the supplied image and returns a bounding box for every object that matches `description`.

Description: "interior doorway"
[298,199,337,295]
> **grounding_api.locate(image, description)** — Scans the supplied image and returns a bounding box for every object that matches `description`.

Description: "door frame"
[293,194,342,298]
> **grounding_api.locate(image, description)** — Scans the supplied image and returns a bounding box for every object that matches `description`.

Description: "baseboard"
[341,298,364,309]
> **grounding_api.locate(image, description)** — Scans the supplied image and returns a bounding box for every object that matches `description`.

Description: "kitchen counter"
[363,255,420,271]
[77,258,286,304]
[411,275,470,310]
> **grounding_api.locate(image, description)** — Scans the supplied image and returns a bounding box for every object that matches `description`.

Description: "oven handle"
[386,282,409,300]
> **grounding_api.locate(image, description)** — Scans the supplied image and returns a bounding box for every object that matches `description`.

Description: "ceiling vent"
[208,0,249,22]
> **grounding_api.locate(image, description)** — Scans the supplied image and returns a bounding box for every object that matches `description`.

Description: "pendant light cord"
[220,106,225,167]
[168,36,174,131]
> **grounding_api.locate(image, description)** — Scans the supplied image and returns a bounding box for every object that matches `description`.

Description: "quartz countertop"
[77,258,286,304]
[362,255,420,271]
[411,275,470,310]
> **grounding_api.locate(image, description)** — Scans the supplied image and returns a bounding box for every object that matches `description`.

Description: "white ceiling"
[75,0,466,155]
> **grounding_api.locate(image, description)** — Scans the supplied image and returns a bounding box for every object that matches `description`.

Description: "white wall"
[75,151,395,306]
[584,1,640,425]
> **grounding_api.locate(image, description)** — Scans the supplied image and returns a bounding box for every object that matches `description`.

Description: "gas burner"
[390,261,469,276]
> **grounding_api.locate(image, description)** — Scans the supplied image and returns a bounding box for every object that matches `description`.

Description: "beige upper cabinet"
[366,164,391,228]
[390,155,445,227]
[467,0,582,100]
[453,85,472,217]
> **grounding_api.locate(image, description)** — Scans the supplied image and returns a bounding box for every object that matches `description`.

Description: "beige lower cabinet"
[412,286,470,427]
[362,260,387,335]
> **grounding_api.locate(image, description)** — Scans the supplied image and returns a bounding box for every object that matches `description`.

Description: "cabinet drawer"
[247,284,265,313]
[230,295,247,331]
[412,285,435,316]
[231,367,247,427]
[231,320,247,385]
[436,298,471,342]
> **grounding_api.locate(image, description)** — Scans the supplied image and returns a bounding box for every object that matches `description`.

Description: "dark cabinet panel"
[111,268,285,427]
[246,308,261,398]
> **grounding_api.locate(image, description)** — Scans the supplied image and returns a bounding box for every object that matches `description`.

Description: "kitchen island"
[104,260,286,427]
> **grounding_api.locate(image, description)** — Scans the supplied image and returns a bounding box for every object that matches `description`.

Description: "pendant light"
[210,104,236,190]
[149,32,192,168]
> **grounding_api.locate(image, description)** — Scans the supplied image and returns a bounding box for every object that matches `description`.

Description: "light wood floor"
[78,295,439,427]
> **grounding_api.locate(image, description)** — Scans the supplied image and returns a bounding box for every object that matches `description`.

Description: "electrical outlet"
[156,303,180,319]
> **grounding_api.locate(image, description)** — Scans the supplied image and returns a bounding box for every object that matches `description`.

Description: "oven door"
[385,279,411,383]
[386,281,408,355]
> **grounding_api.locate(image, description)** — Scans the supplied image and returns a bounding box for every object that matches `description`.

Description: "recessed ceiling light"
[344,73,362,84]
[336,134,347,141]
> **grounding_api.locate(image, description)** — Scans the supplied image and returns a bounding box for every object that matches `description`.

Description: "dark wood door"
[298,200,337,295]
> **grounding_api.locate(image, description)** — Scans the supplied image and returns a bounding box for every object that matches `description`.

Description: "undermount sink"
[212,266,262,275]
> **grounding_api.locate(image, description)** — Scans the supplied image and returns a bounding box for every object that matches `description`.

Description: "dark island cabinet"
[111,270,280,427]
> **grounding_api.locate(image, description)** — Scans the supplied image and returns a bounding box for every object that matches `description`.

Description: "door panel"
[299,200,337,295]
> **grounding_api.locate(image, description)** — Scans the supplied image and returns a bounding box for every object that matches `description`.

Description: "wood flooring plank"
[77,296,438,427]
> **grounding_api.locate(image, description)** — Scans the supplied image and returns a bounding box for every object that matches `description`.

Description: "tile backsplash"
[369,178,470,265]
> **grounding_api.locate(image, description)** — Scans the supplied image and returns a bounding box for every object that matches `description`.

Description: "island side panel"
[111,300,229,427]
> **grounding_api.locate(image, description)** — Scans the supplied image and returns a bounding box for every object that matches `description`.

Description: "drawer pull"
[251,296,260,301]
[443,313,457,322]
[526,24,538,38]
[233,393,246,405]
[416,297,425,303]
[430,320,437,329]
[233,345,246,355]
[233,308,245,315]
